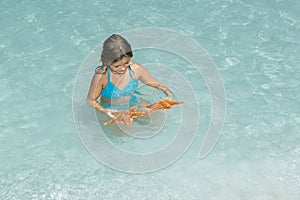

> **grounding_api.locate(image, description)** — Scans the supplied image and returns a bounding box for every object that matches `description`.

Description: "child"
[86,34,173,118]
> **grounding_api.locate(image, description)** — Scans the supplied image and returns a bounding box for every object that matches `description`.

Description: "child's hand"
[100,109,114,118]
[165,95,173,101]
[105,110,115,118]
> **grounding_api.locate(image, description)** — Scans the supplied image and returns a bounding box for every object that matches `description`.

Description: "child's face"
[110,56,131,74]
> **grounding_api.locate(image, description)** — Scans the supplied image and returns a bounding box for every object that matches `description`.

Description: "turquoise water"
[1,0,299,199]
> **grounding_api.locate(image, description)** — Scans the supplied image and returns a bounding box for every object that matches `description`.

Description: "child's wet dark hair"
[101,34,133,66]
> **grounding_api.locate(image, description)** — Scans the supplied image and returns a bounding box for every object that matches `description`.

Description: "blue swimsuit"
[101,67,138,110]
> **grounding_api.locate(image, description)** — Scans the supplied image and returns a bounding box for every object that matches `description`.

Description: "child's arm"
[86,72,111,116]
[132,63,173,99]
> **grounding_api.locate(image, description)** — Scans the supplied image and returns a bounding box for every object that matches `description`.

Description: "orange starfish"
[143,99,183,113]
[104,106,148,126]
[104,100,183,126]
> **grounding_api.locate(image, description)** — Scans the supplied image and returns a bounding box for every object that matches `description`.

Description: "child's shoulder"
[93,66,108,83]
[130,62,144,71]
[130,61,139,67]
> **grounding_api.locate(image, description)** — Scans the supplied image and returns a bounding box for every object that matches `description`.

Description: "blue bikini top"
[101,67,138,99]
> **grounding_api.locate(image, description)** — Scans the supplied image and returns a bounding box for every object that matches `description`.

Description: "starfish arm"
[131,111,148,118]
[104,118,117,125]
[104,100,183,126]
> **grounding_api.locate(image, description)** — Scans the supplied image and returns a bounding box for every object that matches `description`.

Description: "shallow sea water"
[1,0,299,199]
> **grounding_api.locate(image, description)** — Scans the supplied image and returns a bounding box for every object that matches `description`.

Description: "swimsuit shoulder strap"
[128,66,134,78]
[107,67,111,81]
